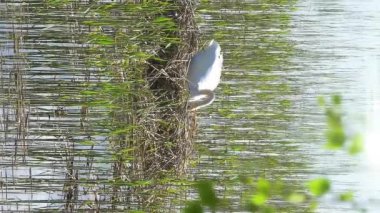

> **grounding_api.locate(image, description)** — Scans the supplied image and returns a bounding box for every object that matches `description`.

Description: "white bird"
[187,40,223,111]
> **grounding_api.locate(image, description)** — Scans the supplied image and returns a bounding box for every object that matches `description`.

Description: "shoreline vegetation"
[84,1,201,176]
[81,0,202,210]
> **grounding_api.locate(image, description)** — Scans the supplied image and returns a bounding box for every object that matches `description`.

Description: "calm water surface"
[1,0,379,212]
[290,0,380,212]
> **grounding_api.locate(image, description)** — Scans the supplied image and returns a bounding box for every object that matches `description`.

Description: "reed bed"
[82,0,201,209]
[1,0,201,211]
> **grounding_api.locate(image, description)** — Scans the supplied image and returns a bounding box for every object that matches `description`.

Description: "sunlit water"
[292,0,380,211]
[1,0,379,212]
[357,59,380,211]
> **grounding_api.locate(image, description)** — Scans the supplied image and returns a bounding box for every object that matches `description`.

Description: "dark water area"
[1,0,379,212]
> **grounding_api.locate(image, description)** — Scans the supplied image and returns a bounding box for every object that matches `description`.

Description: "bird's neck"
[188,90,215,111]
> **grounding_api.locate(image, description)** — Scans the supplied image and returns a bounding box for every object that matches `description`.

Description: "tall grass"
[80,0,200,209]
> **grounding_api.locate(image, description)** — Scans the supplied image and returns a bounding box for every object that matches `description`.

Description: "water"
[289,0,380,212]
[1,0,379,212]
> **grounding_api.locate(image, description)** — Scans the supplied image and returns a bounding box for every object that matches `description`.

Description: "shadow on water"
[0,0,322,212]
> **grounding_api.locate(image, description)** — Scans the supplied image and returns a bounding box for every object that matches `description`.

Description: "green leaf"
[325,127,345,149]
[349,134,363,155]
[308,178,330,197]
[339,191,354,202]
[153,16,173,23]
[257,178,270,195]
[325,108,345,149]
[332,94,341,105]
[196,181,218,211]
[183,201,203,213]
[251,193,267,206]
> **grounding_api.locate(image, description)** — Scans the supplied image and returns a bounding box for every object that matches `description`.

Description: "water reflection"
[292,0,380,211]
[195,0,309,211]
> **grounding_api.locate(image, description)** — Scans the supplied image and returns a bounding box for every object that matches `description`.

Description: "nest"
[110,0,201,180]
[141,0,200,177]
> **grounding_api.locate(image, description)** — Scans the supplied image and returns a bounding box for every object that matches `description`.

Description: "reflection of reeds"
[12,5,29,157]
[64,138,77,212]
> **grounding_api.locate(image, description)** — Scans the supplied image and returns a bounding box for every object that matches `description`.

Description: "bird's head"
[209,39,217,47]
[208,39,221,55]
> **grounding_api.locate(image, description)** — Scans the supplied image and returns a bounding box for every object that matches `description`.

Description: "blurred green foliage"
[185,95,365,212]
[308,178,330,197]
[319,95,363,154]
[339,191,354,202]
